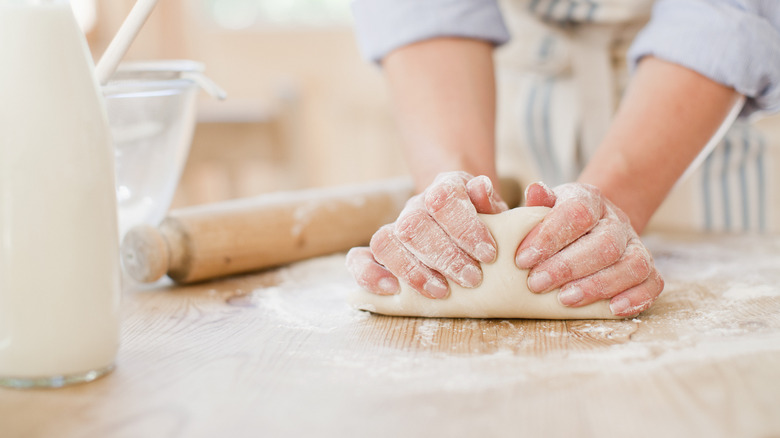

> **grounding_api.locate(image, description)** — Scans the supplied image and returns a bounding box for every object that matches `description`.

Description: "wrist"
[579,57,740,233]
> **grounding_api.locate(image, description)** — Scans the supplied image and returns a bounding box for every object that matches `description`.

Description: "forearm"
[578,56,741,233]
[382,37,499,192]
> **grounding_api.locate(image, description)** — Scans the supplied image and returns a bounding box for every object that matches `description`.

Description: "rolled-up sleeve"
[351,0,511,63]
[628,0,780,118]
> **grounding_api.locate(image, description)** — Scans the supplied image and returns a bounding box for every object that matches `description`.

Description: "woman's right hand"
[345,171,508,298]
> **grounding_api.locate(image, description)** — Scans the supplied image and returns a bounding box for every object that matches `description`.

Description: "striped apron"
[495,0,777,233]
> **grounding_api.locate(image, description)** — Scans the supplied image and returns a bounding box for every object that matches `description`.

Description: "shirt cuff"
[351,0,511,63]
[627,0,780,118]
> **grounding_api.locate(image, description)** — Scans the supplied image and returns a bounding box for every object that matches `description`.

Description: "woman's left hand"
[517,182,664,317]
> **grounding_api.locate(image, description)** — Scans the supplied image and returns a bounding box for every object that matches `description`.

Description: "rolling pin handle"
[121,225,170,283]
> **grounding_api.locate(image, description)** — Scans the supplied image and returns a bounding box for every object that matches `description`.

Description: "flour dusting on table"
[239,233,780,392]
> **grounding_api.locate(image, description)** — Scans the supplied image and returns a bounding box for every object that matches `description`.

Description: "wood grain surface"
[1,233,780,438]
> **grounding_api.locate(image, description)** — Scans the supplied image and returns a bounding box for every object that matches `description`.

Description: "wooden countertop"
[2,233,780,437]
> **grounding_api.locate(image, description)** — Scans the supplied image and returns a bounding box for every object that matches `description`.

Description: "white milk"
[0,1,121,386]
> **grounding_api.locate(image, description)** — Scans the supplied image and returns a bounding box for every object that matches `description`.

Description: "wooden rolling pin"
[121,176,522,284]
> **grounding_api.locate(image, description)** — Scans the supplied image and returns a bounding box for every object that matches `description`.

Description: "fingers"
[516,183,604,269]
[514,180,664,316]
[355,175,664,315]
[466,175,509,214]
[609,271,664,317]
[345,247,399,295]
[351,172,503,299]
[555,238,658,310]
[369,224,450,299]
[396,209,483,288]
[397,185,486,289]
[525,214,631,293]
[424,172,498,263]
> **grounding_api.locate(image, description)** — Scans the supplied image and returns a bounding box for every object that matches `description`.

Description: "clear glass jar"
[103,60,222,238]
[0,0,121,388]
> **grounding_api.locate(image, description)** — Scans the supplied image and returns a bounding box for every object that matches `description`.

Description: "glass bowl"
[103,60,224,238]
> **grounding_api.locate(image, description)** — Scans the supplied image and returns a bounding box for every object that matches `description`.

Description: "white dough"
[350,207,620,319]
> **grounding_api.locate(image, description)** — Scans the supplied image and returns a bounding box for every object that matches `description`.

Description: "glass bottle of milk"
[0,0,121,387]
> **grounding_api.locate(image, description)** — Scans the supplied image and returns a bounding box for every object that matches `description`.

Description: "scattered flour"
[237,232,780,393]
[722,283,780,301]
[414,320,441,347]
[249,254,370,332]
[573,323,617,336]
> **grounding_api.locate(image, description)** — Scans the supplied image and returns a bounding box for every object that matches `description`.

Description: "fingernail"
[423,277,449,299]
[527,270,552,293]
[610,297,631,315]
[479,175,494,195]
[537,181,552,194]
[516,247,540,268]
[459,265,482,288]
[378,277,399,295]
[523,183,533,200]
[558,286,584,306]
[475,242,497,263]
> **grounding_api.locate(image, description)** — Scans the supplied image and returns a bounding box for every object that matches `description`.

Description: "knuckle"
[590,278,612,300]
[432,245,465,270]
[407,268,444,296]
[424,185,448,214]
[627,260,651,285]
[369,225,396,256]
[624,247,653,283]
[396,261,420,281]
[533,228,559,254]
[425,177,473,214]
[548,258,574,284]
[452,218,482,242]
[578,280,609,301]
[396,210,430,241]
[574,275,609,300]
[391,253,427,284]
[563,200,599,231]
[598,232,624,266]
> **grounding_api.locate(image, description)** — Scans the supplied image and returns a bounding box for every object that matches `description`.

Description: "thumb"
[524,182,557,208]
[467,175,509,214]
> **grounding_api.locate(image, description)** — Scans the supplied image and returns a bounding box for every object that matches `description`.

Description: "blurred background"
[82,0,408,209]
[80,0,780,234]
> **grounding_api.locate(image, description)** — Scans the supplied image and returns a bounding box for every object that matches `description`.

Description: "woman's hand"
[346,172,508,298]
[517,182,664,317]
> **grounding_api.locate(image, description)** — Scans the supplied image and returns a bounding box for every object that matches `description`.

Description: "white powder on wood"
[241,233,780,392]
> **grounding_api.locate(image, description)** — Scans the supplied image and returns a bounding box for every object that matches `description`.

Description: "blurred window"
[200,0,352,29]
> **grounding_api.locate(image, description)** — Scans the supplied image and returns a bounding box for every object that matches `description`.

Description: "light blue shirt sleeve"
[628,0,780,118]
[351,0,511,63]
